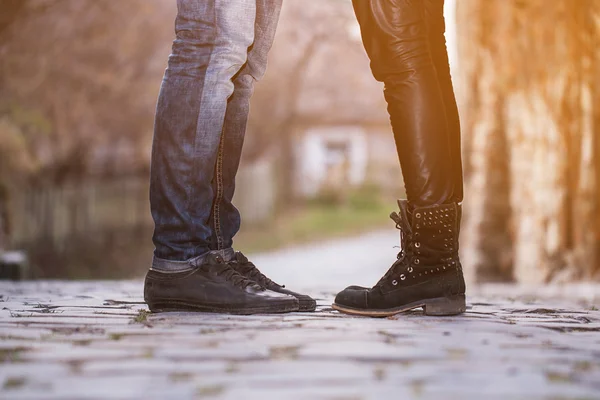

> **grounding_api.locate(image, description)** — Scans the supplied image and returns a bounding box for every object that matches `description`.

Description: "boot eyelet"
[415,242,421,248]
[392,280,398,286]
[408,267,413,273]
[400,274,406,280]
[415,213,421,219]
[414,258,420,265]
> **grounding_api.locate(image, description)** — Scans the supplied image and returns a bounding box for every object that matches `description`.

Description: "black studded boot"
[333,200,466,317]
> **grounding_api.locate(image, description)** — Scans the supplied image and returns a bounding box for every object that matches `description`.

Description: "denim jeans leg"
[150,0,257,268]
[209,0,283,251]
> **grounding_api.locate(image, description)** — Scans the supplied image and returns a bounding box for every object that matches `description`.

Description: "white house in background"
[287,25,400,198]
[296,126,368,197]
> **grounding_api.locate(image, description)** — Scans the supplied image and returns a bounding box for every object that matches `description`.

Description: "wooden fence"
[9,178,151,250]
[8,160,277,251]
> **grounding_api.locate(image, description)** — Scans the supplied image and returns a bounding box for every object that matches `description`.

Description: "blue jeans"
[150,0,283,267]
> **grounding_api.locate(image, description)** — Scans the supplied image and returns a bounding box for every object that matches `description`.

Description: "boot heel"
[424,294,466,316]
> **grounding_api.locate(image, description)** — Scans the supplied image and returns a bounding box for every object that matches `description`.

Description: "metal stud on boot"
[333,200,466,317]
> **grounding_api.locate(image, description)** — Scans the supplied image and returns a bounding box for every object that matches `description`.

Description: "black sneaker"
[333,200,466,317]
[229,252,317,312]
[144,253,299,314]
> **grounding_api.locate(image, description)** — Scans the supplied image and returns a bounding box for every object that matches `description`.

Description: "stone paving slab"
[1,280,600,400]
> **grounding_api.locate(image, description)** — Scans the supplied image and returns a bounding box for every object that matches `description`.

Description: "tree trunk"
[457,0,600,282]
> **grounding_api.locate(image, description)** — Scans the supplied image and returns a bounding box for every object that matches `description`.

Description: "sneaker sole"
[332,294,466,317]
[148,300,298,315]
[298,298,317,312]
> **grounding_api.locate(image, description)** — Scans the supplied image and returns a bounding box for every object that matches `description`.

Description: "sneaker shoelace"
[212,256,257,289]
[231,252,282,289]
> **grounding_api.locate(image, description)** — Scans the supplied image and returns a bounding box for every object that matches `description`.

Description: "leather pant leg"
[424,0,463,203]
[352,0,461,206]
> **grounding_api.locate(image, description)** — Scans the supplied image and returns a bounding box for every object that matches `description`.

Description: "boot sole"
[147,300,299,315]
[332,294,466,317]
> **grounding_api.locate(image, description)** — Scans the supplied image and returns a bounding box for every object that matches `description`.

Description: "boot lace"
[375,211,413,287]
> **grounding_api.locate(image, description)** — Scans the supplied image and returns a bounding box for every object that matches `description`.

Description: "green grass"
[131,309,149,324]
[235,188,394,254]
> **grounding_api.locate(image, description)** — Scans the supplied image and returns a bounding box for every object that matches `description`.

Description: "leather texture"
[334,200,465,311]
[352,0,463,206]
[230,252,317,312]
[144,254,298,314]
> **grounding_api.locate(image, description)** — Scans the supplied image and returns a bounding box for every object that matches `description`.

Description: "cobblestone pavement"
[1,232,600,400]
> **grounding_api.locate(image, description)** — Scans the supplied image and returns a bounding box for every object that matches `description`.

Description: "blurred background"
[0,0,598,284]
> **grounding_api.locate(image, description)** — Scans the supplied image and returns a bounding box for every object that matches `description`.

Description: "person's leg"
[208,0,317,312]
[150,0,256,265]
[424,0,463,202]
[145,0,298,314]
[333,0,465,317]
[208,0,283,252]
[352,0,454,207]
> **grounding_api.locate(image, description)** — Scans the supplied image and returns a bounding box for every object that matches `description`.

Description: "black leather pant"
[353,0,463,206]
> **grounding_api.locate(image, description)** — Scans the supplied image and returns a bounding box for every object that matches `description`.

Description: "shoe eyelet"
[392,280,398,286]
[408,267,413,273]
[415,213,421,219]
[400,274,406,281]
[415,242,421,248]
[414,258,420,265]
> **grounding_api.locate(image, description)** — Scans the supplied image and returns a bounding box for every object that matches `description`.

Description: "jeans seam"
[186,5,217,259]
[213,130,225,250]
